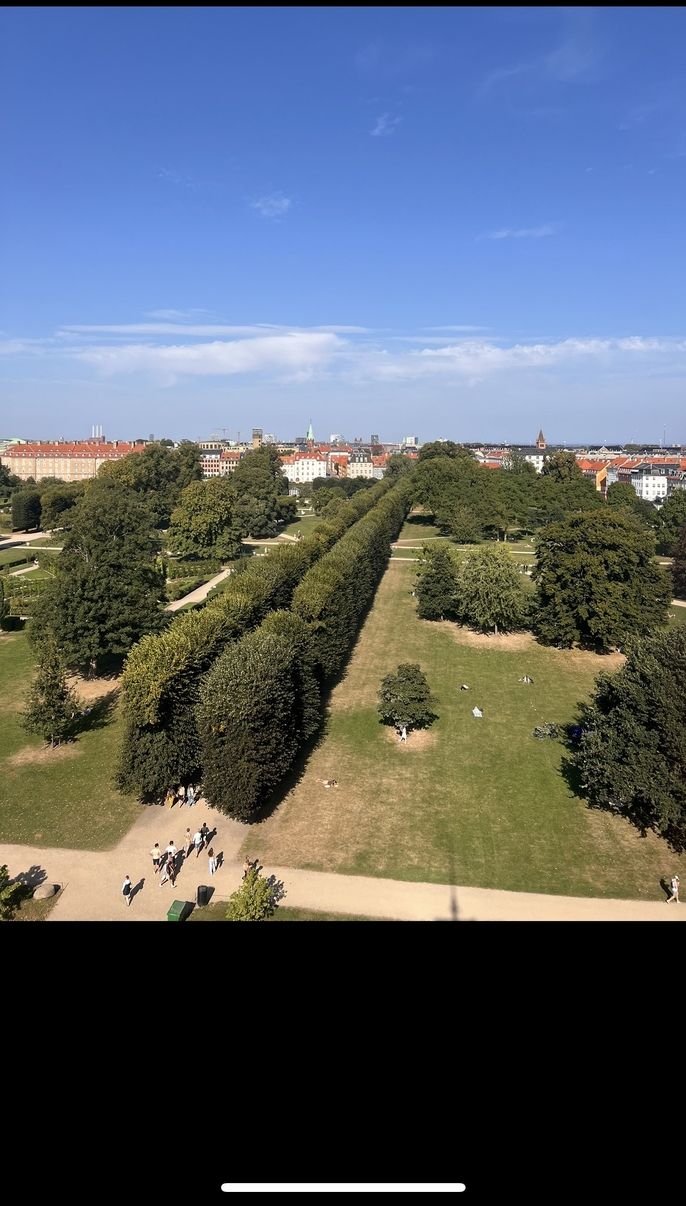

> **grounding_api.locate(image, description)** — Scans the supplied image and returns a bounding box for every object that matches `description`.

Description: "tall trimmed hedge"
[291,479,412,679]
[117,478,393,797]
[197,477,413,818]
[198,611,320,820]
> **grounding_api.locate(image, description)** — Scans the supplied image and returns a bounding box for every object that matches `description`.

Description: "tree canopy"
[31,479,165,671]
[671,522,686,600]
[540,451,583,483]
[571,627,686,847]
[168,478,243,562]
[533,509,671,650]
[455,545,528,634]
[11,488,41,531]
[99,440,202,527]
[22,635,79,747]
[377,663,436,733]
[416,544,458,620]
[657,490,686,555]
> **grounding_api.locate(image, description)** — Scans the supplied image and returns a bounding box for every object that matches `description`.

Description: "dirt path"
[165,566,234,612]
[1,805,683,921]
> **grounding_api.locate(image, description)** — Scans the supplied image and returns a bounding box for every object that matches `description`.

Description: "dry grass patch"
[434,621,535,652]
[68,675,121,703]
[7,742,81,769]
[382,726,438,751]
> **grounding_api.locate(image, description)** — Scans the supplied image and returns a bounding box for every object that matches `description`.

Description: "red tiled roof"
[2,441,144,458]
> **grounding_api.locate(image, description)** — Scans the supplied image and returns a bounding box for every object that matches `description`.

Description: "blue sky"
[2,6,685,444]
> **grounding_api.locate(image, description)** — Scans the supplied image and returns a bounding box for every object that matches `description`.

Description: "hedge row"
[198,476,413,818]
[198,611,320,820]
[116,477,394,797]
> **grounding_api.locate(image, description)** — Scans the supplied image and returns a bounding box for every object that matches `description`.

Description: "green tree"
[533,510,671,650]
[671,522,686,600]
[657,490,686,555]
[11,488,41,531]
[384,453,412,479]
[606,481,641,509]
[22,636,79,746]
[168,478,242,561]
[571,627,686,844]
[540,451,583,483]
[418,441,475,462]
[455,546,528,634]
[377,663,436,734]
[99,441,202,527]
[32,480,164,672]
[0,464,21,490]
[416,545,458,620]
[39,483,85,530]
[0,865,26,921]
[225,868,278,921]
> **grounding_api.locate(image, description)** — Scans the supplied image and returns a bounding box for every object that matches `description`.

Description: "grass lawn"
[0,548,34,569]
[667,605,686,627]
[240,559,684,900]
[281,515,321,538]
[0,631,140,849]
[188,902,382,921]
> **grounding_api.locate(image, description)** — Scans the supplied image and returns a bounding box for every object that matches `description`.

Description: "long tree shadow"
[247,565,394,826]
[71,689,119,737]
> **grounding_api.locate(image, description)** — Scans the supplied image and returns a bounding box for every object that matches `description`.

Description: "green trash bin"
[167,899,188,922]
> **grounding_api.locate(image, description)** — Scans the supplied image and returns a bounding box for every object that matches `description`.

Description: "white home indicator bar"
[221,1187,466,1194]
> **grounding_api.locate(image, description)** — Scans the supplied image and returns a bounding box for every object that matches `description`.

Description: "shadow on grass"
[72,689,119,737]
[247,559,395,826]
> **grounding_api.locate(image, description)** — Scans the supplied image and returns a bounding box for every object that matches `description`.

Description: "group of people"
[151,824,219,886]
[163,784,198,809]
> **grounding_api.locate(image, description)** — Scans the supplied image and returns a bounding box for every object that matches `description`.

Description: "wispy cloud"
[73,332,341,385]
[477,9,601,98]
[6,323,686,394]
[370,112,401,137]
[485,224,557,240]
[251,192,292,220]
[145,309,216,321]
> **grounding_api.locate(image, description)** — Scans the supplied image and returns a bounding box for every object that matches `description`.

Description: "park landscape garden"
[1,442,685,919]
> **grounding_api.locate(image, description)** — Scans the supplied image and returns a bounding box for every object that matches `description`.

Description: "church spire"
[306,419,314,442]
[536,428,546,450]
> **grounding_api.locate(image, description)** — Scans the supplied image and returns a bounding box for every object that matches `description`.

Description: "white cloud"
[486,224,557,240]
[251,192,292,219]
[358,336,686,383]
[73,332,341,383]
[370,112,401,137]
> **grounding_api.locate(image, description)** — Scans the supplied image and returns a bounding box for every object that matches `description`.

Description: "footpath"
[1,801,683,922]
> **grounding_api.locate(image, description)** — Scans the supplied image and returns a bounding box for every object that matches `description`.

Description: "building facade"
[0,439,145,482]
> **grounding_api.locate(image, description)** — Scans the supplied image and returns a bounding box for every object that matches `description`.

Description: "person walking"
[177,785,187,808]
[193,828,203,858]
[165,789,175,810]
[160,854,176,888]
[200,822,210,850]
[150,843,162,874]
[666,874,680,903]
[165,840,177,862]
[183,828,193,859]
[122,875,133,907]
[186,785,196,808]
[207,847,217,876]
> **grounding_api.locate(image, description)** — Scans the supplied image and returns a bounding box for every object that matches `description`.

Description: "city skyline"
[2,8,686,442]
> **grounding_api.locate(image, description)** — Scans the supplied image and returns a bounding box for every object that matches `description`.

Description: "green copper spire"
[306,420,314,441]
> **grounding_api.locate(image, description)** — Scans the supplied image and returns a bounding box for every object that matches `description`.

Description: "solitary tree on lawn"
[377,663,437,738]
